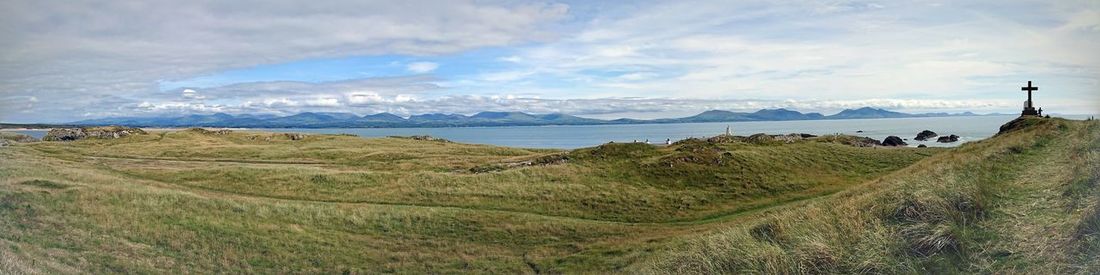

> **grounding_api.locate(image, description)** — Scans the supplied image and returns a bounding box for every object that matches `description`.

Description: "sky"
[1,0,1098,123]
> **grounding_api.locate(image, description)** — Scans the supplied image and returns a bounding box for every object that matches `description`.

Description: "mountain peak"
[829,107,908,119]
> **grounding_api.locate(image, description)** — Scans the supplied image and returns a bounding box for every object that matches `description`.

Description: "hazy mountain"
[70,108,983,128]
[826,107,911,119]
[359,113,405,122]
[668,108,826,123]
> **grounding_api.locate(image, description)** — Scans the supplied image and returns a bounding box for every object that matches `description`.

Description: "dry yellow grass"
[1,117,1094,273]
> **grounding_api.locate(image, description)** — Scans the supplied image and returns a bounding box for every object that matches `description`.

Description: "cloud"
[405,62,439,73]
[2,0,1098,123]
[485,0,1100,104]
[181,89,205,100]
[86,74,1014,118]
[0,0,569,122]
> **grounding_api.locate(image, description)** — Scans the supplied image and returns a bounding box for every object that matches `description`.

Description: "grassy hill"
[0,117,1095,273]
[643,117,1100,273]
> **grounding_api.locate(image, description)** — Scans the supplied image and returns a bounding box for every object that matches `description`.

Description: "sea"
[11,115,1091,149]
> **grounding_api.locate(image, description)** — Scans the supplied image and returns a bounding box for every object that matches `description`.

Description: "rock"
[882,136,907,146]
[936,134,959,143]
[84,126,145,139]
[855,137,881,147]
[914,130,938,141]
[998,117,1042,135]
[917,144,927,148]
[42,128,86,141]
[842,136,881,147]
[410,135,450,142]
[705,135,739,143]
[188,128,233,135]
[0,139,11,147]
[773,133,807,143]
[283,133,306,141]
[43,126,145,141]
[746,133,774,144]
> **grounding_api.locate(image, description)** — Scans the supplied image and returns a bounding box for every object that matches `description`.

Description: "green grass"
[21,130,934,223]
[640,117,1100,274]
[0,117,1096,273]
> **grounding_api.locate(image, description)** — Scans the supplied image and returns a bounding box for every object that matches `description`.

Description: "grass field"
[0,117,1096,273]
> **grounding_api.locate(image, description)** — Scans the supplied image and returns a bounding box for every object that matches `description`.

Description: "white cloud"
[346,92,385,105]
[499,56,523,63]
[394,94,415,102]
[405,62,439,73]
[181,89,205,99]
[618,72,656,81]
[485,0,1100,108]
[3,0,1099,123]
[304,97,341,107]
[0,0,569,122]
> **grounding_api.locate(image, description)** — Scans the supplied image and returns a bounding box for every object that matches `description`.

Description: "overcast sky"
[1,0,1098,122]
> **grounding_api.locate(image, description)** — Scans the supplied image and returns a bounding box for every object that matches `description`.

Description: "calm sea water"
[13,115,1089,149]
[276,115,1033,149]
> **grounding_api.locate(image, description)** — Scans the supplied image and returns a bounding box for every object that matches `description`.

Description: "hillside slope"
[641,117,1100,273]
[0,117,1094,273]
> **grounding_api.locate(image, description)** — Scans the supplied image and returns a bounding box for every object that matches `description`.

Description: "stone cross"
[1021,81,1038,108]
[1020,81,1040,116]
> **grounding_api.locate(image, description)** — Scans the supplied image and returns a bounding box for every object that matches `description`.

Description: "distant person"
[666,138,671,145]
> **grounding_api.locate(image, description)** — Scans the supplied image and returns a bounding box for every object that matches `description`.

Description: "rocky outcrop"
[998,117,1042,135]
[917,144,927,148]
[746,133,774,144]
[188,128,233,135]
[853,137,881,147]
[936,134,960,143]
[882,136,907,146]
[84,126,146,139]
[773,133,816,143]
[43,126,146,141]
[407,135,450,142]
[706,135,739,143]
[914,130,938,141]
[42,128,85,141]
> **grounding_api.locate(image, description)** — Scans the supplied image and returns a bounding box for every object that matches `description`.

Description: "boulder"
[914,130,938,141]
[917,144,927,148]
[936,134,960,143]
[882,136,907,146]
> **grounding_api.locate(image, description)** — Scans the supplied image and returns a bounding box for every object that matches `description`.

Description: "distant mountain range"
[70,107,990,128]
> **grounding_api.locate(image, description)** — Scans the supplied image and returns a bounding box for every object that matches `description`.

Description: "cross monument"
[1020,81,1040,116]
